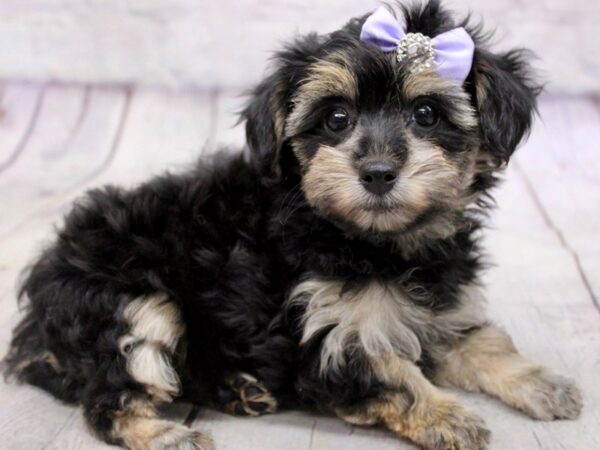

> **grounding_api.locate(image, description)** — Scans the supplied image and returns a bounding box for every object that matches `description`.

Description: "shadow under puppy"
[4,1,582,449]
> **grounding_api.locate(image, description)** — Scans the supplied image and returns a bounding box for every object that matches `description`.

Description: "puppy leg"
[84,295,212,450]
[84,390,213,450]
[337,356,490,450]
[433,325,582,420]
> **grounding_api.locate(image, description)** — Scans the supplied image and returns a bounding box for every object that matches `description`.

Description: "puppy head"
[243,1,540,240]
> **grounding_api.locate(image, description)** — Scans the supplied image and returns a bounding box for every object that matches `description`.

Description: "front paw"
[516,369,582,421]
[410,404,490,450]
[148,424,214,450]
[218,372,278,417]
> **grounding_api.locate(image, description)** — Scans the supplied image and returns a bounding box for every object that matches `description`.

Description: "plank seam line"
[73,86,92,137]
[0,86,45,174]
[591,93,600,114]
[55,85,91,158]
[0,87,133,242]
[67,86,133,194]
[514,159,600,315]
[307,419,317,450]
[532,430,544,449]
[40,410,78,450]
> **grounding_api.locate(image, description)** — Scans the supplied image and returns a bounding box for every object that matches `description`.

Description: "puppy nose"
[359,161,398,195]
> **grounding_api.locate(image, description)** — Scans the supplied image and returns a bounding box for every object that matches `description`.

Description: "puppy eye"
[325,108,351,132]
[413,103,439,128]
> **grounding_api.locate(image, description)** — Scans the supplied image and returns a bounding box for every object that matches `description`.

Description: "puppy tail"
[3,310,81,404]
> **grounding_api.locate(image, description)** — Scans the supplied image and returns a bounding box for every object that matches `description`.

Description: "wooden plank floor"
[0,83,598,449]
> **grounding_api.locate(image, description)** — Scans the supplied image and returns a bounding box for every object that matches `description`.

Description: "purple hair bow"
[360,7,474,84]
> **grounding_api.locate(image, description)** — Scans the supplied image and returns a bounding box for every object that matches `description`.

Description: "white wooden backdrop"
[0,84,598,449]
[0,0,598,93]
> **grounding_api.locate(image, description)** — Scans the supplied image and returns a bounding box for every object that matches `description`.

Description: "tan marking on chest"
[290,279,486,374]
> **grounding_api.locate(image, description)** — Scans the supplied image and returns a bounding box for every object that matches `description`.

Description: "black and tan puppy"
[4,1,582,449]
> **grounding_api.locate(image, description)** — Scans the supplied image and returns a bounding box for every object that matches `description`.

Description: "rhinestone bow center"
[396,33,435,73]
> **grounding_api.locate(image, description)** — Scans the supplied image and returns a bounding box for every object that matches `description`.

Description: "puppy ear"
[242,34,322,182]
[243,71,288,181]
[469,48,541,166]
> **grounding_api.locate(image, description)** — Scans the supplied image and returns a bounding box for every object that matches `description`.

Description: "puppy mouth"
[361,192,403,212]
[361,197,401,212]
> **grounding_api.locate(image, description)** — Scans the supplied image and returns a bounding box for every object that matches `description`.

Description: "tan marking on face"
[300,140,419,233]
[403,70,477,130]
[389,133,479,235]
[301,143,366,220]
[403,70,461,98]
[394,134,467,210]
[293,63,479,247]
[286,54,358,137]
[300,54,358,101]
[301,133,477,238]
[434,326,583,420]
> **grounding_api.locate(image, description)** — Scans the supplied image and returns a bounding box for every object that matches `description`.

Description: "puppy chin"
[319,201,421,235]
[362,208,425,234]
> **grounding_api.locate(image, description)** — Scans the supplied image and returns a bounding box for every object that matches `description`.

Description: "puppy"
[4,2,582,449]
